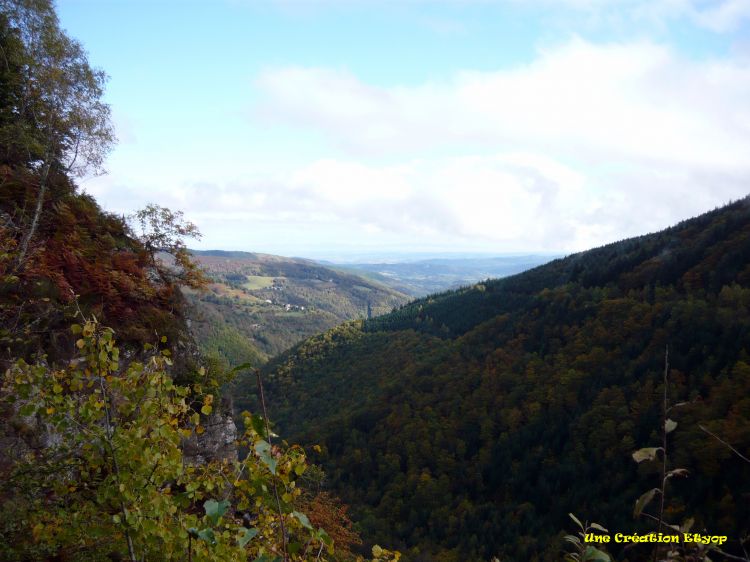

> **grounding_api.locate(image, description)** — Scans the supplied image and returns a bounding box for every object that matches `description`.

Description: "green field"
[242,275,278,290]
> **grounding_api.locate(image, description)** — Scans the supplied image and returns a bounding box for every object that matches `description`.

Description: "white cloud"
[262,0,750,33]
[112,148,739,254]
[255,39,750,171]
[692,0,750,32]
[500,0,750,32]
[242,38,750,252]
[90,37,750,255]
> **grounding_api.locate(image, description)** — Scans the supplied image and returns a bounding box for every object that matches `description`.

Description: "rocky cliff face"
[182,397,238,465]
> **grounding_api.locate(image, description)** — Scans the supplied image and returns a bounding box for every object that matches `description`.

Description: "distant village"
[263,298,305,312]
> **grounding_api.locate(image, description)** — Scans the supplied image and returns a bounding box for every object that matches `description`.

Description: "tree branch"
[699,425,750,465]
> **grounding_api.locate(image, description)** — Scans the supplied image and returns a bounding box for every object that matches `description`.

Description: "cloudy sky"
[57,0,750,258]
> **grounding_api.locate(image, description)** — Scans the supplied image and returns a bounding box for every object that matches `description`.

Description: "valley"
[242,200,750,561]
[184,250,411,367]
[1,1,747,560]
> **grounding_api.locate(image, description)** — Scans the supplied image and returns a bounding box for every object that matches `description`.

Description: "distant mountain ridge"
[192,249,319,263]
[252,198,750,561]
[328,254,559,296]
[185,249,410,367]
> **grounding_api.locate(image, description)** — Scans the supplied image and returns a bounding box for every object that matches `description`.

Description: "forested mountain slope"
[185,250,409,366]
[0,161,195,366]
[0,2,403,560]
[254,199,750,561]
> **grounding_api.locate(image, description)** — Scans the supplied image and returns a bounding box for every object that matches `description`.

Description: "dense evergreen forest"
[254,200,750,561]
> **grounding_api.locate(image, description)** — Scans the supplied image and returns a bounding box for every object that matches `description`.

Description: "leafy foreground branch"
[0,320,398,562]
[566,350,749,562]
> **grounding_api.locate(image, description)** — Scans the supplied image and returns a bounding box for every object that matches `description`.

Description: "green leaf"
[292,510,312,530]
[19,403,36,416]
[231,363,255,373]
[203,499,230,525]
[318,528,333,547]
[249,414,267,438]
[634,488,659,518]
[632,447,660,463]
[255,440,277,474]
[197,528,216,545]
[238,527,259,547]
[665,419,677,434]
[589,522,609,533]
[568,513,584,530]
[582,546,611,561]
[666,468,689,479]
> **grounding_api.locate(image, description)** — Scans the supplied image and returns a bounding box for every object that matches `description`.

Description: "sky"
[55,0,750,259]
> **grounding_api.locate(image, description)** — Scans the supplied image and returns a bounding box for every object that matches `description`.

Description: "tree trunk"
[16,159,51,268]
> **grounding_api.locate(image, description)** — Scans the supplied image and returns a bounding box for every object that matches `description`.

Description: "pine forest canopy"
[253,198,750,562]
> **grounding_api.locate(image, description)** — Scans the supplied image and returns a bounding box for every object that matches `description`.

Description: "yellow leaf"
[32,523,45,540]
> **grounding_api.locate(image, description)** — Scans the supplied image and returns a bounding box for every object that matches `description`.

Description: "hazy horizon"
[191,246,564,263]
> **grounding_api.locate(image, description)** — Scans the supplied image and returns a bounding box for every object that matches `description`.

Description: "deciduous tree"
[0,0,115,265]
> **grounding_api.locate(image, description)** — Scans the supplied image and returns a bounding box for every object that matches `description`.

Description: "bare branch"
[699,425,750,465]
